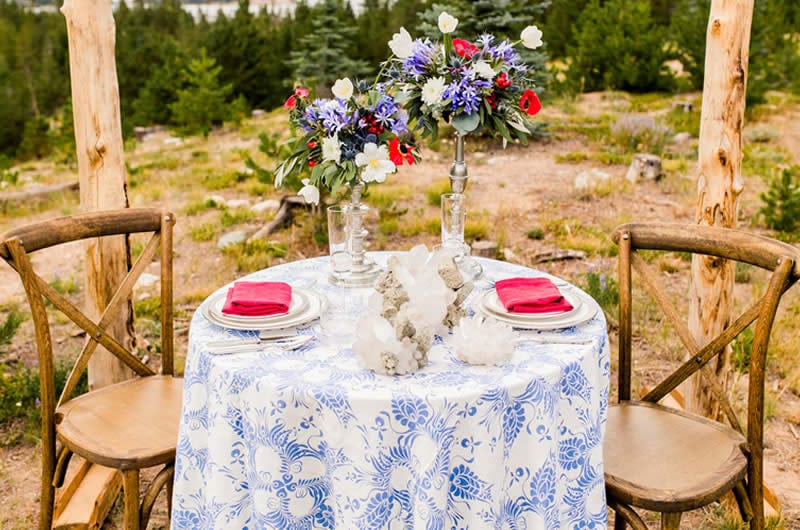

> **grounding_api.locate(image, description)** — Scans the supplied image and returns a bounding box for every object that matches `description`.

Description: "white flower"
[472,61,496,80]
[388,27,414,58]
[355,143,396,183]
[421,76,447,107]
[298,178,319,205]
[451,315,515,366]
[521,25,544,50]
[438,11,458,34]
[331,78,354,100]
[321,134,342,164]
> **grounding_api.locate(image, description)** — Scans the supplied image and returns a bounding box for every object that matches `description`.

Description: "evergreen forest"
[1,0,799,164]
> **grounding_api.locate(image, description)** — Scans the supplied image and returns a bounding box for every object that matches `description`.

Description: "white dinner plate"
[480,287,583,323]
[209,288,309,325]
[201,287,322,331]
[477,288,598,330]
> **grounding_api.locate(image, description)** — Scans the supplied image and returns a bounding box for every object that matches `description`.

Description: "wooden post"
[62,0,134,389]
[686,0,753,418]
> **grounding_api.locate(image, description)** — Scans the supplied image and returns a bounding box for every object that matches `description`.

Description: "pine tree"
[669,0,710,91]
[566,0,675,93]
[543,0,589,58]
[286,0,371,96]
[169,50,234,138]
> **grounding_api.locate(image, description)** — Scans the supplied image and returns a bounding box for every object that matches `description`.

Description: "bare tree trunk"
[686,0,753,419]
[62,0,134,389]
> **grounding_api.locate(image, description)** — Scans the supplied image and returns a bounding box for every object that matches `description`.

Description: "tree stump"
[471,241,497,258]
[625,154,663,184]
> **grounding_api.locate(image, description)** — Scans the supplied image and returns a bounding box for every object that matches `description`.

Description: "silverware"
[514,334,595,345]
[205,334,314,355]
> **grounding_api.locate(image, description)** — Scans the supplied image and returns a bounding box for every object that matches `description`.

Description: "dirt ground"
[1,92,800,528]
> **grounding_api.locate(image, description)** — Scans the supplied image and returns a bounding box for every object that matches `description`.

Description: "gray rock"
[225,199,251,209]
[251,109,267,119]
[217,231,248,249]
[135,272,160,289]
[574,169,610,190]
[672,132,691,144]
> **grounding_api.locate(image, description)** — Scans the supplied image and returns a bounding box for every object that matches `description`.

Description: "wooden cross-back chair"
[606,223,800,530]
[0,208,183,530]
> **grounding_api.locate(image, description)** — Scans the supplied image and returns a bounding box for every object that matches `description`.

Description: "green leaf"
[453,113,481,134]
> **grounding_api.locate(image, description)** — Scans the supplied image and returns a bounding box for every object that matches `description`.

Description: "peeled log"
[62,0,134,389]
[685,0,752,420]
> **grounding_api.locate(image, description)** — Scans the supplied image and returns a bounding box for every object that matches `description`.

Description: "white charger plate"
[211,288,309,324]
[201,287,322,331]
[480,287,583,323]
[477,288,597,330]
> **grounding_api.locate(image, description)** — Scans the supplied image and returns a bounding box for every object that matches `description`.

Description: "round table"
[171,254,610,529]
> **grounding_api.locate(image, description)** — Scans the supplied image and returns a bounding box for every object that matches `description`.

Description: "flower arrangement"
[274,78,420,204]
[380,12,544,142]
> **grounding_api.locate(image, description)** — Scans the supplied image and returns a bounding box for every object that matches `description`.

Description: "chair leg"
[39,476,55,530]
[615,515,627,530]
[661,512,681,530]
[122,469,140,530]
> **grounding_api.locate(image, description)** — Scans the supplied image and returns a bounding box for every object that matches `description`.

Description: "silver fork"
[205,334,315,355]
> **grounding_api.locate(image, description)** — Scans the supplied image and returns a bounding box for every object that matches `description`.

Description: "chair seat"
[55,375,183,470]
[604,401,747,513]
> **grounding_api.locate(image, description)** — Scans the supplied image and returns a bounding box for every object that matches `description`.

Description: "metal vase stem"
[449,133,468,194]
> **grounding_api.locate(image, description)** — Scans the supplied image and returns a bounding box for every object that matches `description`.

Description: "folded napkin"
[495,277,574,314]
[221,281,292,316]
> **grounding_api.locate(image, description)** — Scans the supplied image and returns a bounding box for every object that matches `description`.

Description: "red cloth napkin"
[221,281,292,316]
[495,277,574,314]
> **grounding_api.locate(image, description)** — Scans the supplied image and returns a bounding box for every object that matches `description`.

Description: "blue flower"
[173,510,202,528]
[449,464,483,500]
[529,463,556,507]
[502,402,526,444]
[314,502,334,528]
[362,490,392,529]
[402,38,437,77]
[559,436,588,471]
[391,397,430,430]
[561,364,589,399]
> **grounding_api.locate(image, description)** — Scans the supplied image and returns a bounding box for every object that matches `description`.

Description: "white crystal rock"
[451,315,515,366]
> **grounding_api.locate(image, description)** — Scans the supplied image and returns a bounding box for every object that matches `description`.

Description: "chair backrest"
[611,222,799,516]
[0,208,175,420]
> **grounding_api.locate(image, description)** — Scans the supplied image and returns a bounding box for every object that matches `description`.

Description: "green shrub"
[526,227,545,240]
[759,166,800,234]
[580,269,619,313]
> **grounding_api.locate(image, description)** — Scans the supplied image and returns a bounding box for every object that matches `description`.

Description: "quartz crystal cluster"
[451,314,515,366]
[353,245,473,375]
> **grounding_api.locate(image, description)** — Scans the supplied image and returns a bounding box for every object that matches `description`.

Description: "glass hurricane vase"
[329,183,382,287]
[444,133,483,280]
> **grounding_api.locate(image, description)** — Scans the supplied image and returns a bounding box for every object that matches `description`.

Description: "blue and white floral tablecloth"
[172,254,610,529]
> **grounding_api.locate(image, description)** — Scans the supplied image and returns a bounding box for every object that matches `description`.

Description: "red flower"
[294,87,309,98]
[519,89,542,116]
[485,93,497,110]
[453,38,479,59]
[284,95,297,109]
[307,141,317,149]
[495,72,511,90]
[389,137,415,166]
[308,160,317,167]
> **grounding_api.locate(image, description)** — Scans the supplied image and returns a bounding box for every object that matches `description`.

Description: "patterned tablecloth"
[172,254,610,529]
